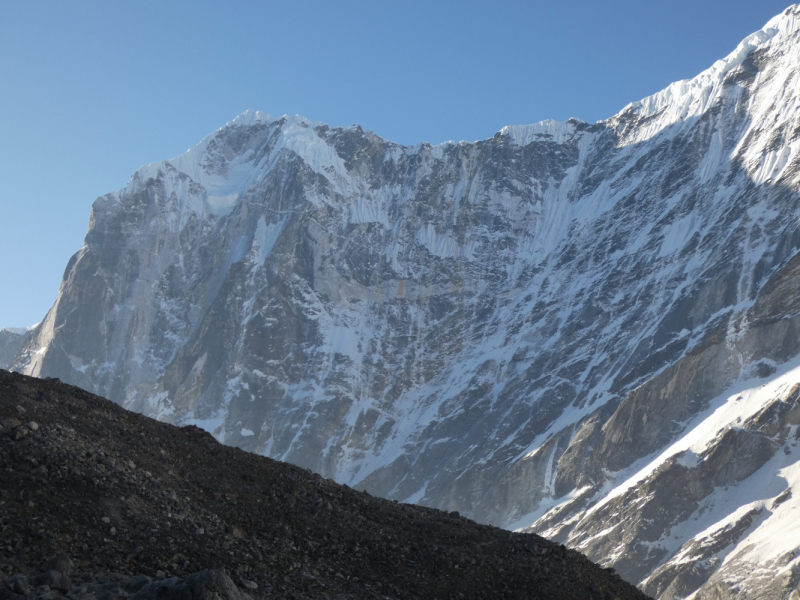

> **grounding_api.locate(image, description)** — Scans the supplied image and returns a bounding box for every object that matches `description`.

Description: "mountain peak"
[620,4,800,138]
[18,6,800,597]
[227,109,275,127]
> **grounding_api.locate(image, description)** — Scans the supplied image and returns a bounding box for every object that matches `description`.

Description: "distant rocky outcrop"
[0,330,25,371]
[0,369,650,600]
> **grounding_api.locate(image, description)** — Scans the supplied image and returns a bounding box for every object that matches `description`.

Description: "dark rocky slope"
[0,370,650,600]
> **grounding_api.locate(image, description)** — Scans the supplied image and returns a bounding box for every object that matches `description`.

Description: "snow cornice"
[623,4,800,123]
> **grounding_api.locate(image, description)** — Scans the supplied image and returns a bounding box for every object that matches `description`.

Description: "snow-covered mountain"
[10,5,800,598]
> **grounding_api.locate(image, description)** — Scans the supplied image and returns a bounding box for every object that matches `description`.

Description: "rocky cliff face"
[11,5,800,598]
[0,329,26,370]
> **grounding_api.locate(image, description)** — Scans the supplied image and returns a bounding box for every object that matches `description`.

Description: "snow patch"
[182,410,227,442]
[658,214,699,257]
[349,197,390,228]
[404,482,428,505]
[206,193,240,217]
[251,216,287,266]
[500,120,582,146]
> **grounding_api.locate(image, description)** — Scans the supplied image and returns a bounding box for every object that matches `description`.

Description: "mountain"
[0,329,26,370]
[0,368,650,600]
[9,5,800,598]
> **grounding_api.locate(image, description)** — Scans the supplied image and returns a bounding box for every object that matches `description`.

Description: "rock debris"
[0,370,650,599]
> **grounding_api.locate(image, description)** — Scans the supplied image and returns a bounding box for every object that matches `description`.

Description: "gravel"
[0,369,651,599]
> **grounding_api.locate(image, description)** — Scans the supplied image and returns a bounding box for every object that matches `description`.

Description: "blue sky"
[0,0,793,328]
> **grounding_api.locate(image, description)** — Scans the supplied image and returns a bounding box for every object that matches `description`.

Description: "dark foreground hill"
[0,370,649,600]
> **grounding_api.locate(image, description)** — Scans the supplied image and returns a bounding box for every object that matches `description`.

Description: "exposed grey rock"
[185,571,251,600]
[43,554,74,576]
[124,576,150,595]
[5,575,29,596]
[35,571,72,593]
[0,329,26,371]
[10,5,800,599]
[128,571,252,600]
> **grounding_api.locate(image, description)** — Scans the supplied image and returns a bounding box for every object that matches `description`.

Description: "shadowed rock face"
[10,6,800,598]
[0,330,25,370]
[0,369,651,600]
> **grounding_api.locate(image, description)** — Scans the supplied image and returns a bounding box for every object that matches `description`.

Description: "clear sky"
[0,0,793,328]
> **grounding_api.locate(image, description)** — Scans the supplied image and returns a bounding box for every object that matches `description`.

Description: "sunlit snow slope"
[11,5,800,598]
